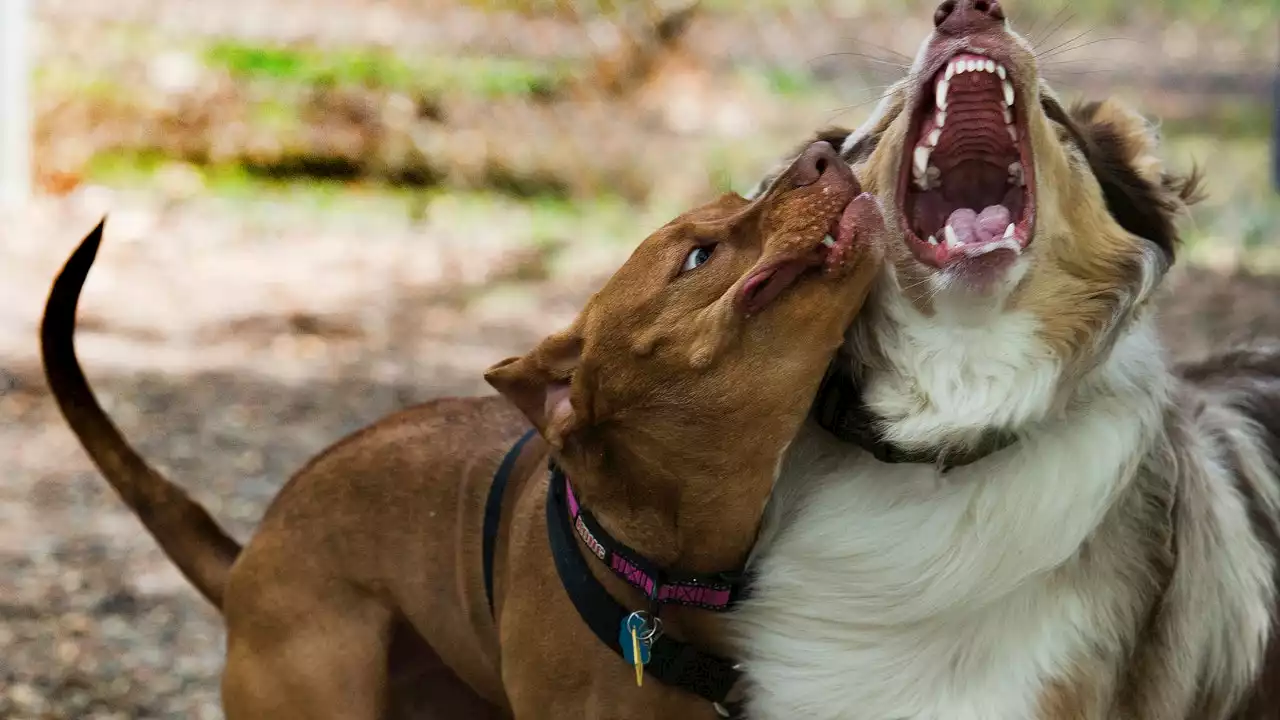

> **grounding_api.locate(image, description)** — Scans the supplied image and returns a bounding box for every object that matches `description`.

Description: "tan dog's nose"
[933,0,1005,35]
[788,141,852,189]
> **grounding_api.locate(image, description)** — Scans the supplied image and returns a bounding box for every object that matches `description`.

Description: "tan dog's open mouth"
[898,49,1037,270]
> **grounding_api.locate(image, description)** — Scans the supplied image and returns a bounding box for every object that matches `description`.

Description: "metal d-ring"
[625,610,663,643]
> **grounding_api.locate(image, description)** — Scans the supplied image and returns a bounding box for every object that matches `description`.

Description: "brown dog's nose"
[789,141,849,188]
[934,0,1005,35]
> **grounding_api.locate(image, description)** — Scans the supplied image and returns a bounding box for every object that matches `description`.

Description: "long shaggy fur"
[728,21,1278,720]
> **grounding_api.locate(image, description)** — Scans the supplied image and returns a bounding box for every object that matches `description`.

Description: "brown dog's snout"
[788,141,855,190]
[934,0,1005,35]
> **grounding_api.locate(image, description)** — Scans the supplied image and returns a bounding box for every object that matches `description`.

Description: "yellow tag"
[631,626,644,687]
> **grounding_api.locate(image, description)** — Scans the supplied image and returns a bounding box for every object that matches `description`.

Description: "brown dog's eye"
[680,245,716,273]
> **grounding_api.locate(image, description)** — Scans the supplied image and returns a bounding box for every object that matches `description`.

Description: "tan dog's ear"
[484,327,585,449]
[1065,98,1206,261]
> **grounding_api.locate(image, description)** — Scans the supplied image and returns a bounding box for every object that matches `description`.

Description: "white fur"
[728,307,1171,719]
[862,277,1055,450]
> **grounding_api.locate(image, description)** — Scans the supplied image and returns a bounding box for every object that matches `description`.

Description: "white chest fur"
[728,320,1168,719]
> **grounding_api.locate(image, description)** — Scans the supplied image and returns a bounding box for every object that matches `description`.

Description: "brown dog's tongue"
[825,192,884,273]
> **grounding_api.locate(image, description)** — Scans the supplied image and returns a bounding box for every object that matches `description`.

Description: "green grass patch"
[203,41,568,98]
[756,66,819,97]
[1160,99,1273,141]
[81,148,653,238]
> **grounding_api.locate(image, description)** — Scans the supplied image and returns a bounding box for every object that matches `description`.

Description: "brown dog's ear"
[484,327,585,449]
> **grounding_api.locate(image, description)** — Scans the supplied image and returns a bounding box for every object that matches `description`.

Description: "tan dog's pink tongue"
[944,205,1011,244]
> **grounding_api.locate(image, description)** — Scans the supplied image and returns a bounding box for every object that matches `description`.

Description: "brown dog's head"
[485,141,883,566]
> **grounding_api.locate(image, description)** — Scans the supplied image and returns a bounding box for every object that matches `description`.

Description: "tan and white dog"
[728,1,1280,718]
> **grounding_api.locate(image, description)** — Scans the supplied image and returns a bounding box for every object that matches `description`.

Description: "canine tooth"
[996,64,1007,80]
[944,224,960,248]
[936,110,947,127]
[1003,223,1015,240]
[1002,106,1012,125]
[927,235,939,246]
[984,59,996,73]
[1007,125,1018,143]
[822,234,836,248]
[914,146,931,177]
[936,78,949,110]
[945,62,956,81]
[927,128,942,147]
[1002,80,1015,107]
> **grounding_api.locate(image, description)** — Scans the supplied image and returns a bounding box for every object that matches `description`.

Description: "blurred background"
[0,0,1276,717]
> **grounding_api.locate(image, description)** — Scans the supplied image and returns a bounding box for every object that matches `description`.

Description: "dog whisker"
[1028,6,1076,49]
[1036,33,1136,63]
[810,52,911,70]
[838,36,913,62]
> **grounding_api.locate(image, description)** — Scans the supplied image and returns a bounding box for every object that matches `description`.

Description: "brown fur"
[40,143,884,719]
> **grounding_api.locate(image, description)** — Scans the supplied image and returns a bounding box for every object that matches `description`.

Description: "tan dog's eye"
[680,245,716,273]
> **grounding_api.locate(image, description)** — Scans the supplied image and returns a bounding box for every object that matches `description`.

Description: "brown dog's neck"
[562,433,781,578]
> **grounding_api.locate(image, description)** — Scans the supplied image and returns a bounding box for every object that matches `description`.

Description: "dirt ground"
[3,186,1280,719]
[0,188,606,719]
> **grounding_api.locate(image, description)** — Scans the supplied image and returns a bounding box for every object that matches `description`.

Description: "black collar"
[479,430,747,716]
[544,463,747,712]
[810,361,1017,471]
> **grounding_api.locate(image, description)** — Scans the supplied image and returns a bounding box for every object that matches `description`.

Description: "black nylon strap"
[810,360,1016,471]
[565,478,748,611]
[483,428,538,615]
[545,467,744,705]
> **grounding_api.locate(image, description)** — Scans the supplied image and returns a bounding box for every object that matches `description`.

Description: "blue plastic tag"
[619,614,652,666]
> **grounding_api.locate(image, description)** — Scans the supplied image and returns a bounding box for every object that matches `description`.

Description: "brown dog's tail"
[40,219,241,609]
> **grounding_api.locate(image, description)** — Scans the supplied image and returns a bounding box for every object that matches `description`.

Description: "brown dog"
[41,140,884,719]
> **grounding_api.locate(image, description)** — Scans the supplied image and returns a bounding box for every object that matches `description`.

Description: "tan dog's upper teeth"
[936,57,1013,115]
[925,165,941,190]
[1008,161,1024,186]
[914,146,931,182]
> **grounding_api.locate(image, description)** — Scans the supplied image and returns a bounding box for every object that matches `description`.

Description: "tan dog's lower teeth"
[822,235,836,248]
